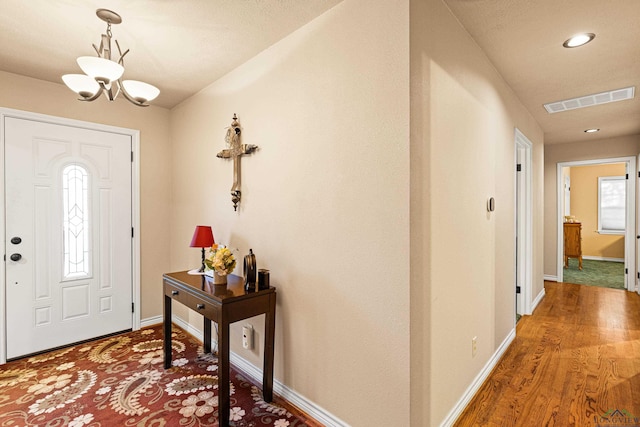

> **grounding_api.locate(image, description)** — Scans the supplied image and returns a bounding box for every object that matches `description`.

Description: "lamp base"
[200,247,206,273]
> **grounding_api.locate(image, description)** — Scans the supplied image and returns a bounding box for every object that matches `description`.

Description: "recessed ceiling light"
[563,33,595,48]
[584,128,600,133]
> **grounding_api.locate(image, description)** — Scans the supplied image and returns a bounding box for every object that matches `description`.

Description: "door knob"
[10,237,22,245]
[10,253,22,261]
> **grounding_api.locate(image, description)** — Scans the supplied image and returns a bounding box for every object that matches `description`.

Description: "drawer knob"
[171,290,179,296]
[196,304,205,310]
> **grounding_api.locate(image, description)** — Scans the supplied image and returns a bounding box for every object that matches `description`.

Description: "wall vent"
[543,86,635,114]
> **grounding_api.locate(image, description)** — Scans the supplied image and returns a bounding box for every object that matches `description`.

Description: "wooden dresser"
[563,222,582,270]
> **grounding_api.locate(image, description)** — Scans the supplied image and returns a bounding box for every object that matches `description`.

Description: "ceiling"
[0,0,342,109]
[1,1,638,145]
[444,0,640,145]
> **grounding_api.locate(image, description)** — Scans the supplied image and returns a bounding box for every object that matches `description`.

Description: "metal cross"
[217,114,258,211]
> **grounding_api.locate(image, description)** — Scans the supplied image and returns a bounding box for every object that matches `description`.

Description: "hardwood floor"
[454,281,640,426]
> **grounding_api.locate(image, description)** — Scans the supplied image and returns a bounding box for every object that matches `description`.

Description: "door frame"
[637,154,640,295]
[556,157,636,289]
[515,129,533,316]
[0,108,141,364]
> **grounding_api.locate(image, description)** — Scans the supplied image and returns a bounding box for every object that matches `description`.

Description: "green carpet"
[563,258,625,290]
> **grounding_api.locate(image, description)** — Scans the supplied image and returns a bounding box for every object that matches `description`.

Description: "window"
[598,176,625,234]
[63,164,91,279]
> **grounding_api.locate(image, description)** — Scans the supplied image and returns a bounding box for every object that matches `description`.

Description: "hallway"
[455,282,640,426]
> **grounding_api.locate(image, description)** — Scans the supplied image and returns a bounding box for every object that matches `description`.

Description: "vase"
[213,271,227,285]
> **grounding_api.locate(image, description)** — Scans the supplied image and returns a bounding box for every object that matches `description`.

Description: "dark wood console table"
[163,271,276,427]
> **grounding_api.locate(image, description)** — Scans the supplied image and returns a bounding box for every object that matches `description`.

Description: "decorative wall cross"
[217,114,258,211]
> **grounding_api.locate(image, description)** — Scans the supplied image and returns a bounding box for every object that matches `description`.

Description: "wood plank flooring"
[454,282,640,426]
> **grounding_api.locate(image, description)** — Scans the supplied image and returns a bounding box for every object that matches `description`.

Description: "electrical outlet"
[472,336,477,357]
[242,324,254,350]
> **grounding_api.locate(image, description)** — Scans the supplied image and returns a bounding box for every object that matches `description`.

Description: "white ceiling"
[444,0,640,145]
[1,1,638,145]
[0,0,343,109]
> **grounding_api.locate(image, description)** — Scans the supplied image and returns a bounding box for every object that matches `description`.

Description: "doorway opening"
[0,108,142,364]
[556,157,636,291]
[515,129,533,321]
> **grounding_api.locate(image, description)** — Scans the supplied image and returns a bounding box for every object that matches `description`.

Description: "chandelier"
[62,9,160,107]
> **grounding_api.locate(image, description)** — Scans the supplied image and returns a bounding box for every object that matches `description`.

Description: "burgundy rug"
[0,325,312,426]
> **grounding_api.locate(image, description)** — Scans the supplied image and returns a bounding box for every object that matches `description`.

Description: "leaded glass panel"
[63,164,90,279]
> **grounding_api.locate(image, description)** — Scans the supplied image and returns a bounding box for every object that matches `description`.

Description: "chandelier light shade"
[76,56,125,83]
[122,80,161,104]
[62,9,160,107]
[61,74,100,98]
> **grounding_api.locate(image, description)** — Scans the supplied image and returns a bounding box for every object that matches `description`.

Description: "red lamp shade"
[190,226,215,248]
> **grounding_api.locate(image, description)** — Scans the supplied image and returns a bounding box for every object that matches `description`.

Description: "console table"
[163,271,276,427]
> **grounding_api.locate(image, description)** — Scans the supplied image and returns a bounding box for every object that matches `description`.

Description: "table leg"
[163,294,172,369]
[203,318,212,354]
[263,293,276,402]
[219,319,230,427]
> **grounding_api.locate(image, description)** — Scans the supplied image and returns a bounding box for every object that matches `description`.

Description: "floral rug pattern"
[0,326,309,426]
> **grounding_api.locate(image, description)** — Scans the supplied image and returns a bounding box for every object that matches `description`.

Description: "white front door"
[5,116,133,359]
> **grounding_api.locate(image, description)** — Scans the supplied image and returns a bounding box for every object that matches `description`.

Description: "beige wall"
[544,135,640,277]
[410,0,544,425]
[0,70,172,320]
[169,0,411,425]
[1,0,555,423]
[569,163,625,259]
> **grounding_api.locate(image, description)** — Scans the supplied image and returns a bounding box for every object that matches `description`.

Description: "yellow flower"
[204,245,236,275]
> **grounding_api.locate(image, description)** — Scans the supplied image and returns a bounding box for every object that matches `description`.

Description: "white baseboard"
[141,315,163,328]
[543,275,558,282]
[230,352,349,427]
[171,315,218,352]
[582,256,624,263]
[168,314,349,427]
[531,288,545,312]
[439,328,516,427]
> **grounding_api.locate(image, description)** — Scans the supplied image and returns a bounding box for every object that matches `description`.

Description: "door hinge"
[517,164,522,172]
[131,151,134,162]
[516,286,521,294]
[132,227,134,238]
[637,272,639,279]
[626,173,629,179]
[132,302,135,313]
[625,268,628,274]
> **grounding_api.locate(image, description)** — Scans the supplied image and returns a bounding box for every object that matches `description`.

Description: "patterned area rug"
[0,325,311,426]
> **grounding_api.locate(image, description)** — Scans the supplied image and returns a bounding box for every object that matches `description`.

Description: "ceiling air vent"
[543,86,635,114]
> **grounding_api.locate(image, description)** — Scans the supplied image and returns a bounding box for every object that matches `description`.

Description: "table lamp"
[190,226,215,272]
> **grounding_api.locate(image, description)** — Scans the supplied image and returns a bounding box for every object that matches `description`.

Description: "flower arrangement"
[204,244,236,276]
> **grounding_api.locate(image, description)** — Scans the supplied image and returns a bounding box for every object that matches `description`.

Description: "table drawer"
[167,287,220,319]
